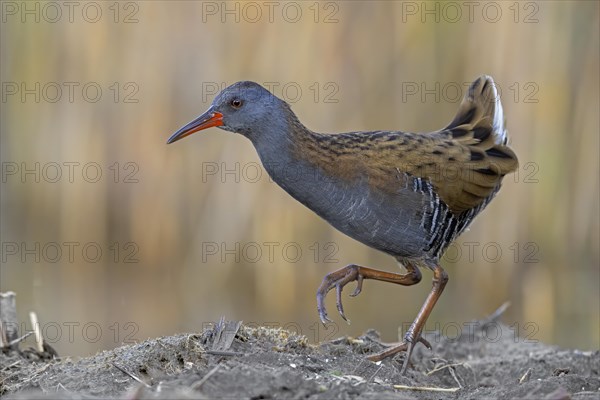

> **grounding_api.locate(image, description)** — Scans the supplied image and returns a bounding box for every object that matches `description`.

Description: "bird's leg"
[316,263,422,324]
[368,265,448,374]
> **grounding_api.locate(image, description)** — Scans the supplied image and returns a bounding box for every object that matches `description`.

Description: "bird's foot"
[367,334,432,374]
[316,264,364,324]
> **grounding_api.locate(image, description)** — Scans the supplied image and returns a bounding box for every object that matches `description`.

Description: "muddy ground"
[1,318,598,399]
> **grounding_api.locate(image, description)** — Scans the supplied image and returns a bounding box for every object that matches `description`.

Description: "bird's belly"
[274,169,430,258]
[321,184,430,257]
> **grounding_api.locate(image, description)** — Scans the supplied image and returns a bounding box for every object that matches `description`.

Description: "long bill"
[166,109,223,144]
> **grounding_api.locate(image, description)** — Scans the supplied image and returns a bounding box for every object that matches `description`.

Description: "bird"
[167,75,518,373]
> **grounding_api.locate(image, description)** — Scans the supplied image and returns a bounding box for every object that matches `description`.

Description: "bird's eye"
[230,99,243,108]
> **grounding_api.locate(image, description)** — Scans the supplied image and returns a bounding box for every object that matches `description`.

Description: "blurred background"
[1,1,598,357]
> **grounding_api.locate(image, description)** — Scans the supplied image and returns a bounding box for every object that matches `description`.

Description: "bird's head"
[167,81,291,144]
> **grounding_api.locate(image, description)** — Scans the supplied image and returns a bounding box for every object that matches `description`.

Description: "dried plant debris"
[1,320,598,400]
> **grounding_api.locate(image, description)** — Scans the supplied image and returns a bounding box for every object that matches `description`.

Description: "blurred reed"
[1,1,598,356]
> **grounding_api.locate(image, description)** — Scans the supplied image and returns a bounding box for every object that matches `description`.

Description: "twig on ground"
[1,360,21,371]
[7,332,33,347]
[427,359,466,388]
[205,350,243,357]
[29,312,44,353]
[367,364,383,383]
[393,384,460,392]
[55,382,88,398]
[111,363,151,388]
[448,365,463,388]
[16,363,51,386]
[519,367,532,383]
[426,362,465,376]
[351,359,364,375]
[191,364,222,390]
[480,302,511,326]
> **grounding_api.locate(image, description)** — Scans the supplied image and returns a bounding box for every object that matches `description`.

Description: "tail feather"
[419,75,519,213]
[445,75,518,176]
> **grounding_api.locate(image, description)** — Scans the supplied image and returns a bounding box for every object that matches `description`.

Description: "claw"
[350,274,363,297]
[335,284,351,324]
[317,289,332,325]
[420,336,432,350]
[318,309,332,325]
[316,265,362,325]
[335,284,345,318]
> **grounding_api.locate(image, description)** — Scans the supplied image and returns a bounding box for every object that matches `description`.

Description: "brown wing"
[399,75,519,213]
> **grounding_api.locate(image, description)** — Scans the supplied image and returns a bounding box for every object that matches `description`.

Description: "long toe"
[366,336,432,374]
[367,342,409,362]
[335,284,350,322]
[316,287,333,324]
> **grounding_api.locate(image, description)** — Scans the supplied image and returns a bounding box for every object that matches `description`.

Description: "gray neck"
[243,105,310,184]
[241,114,330,207]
